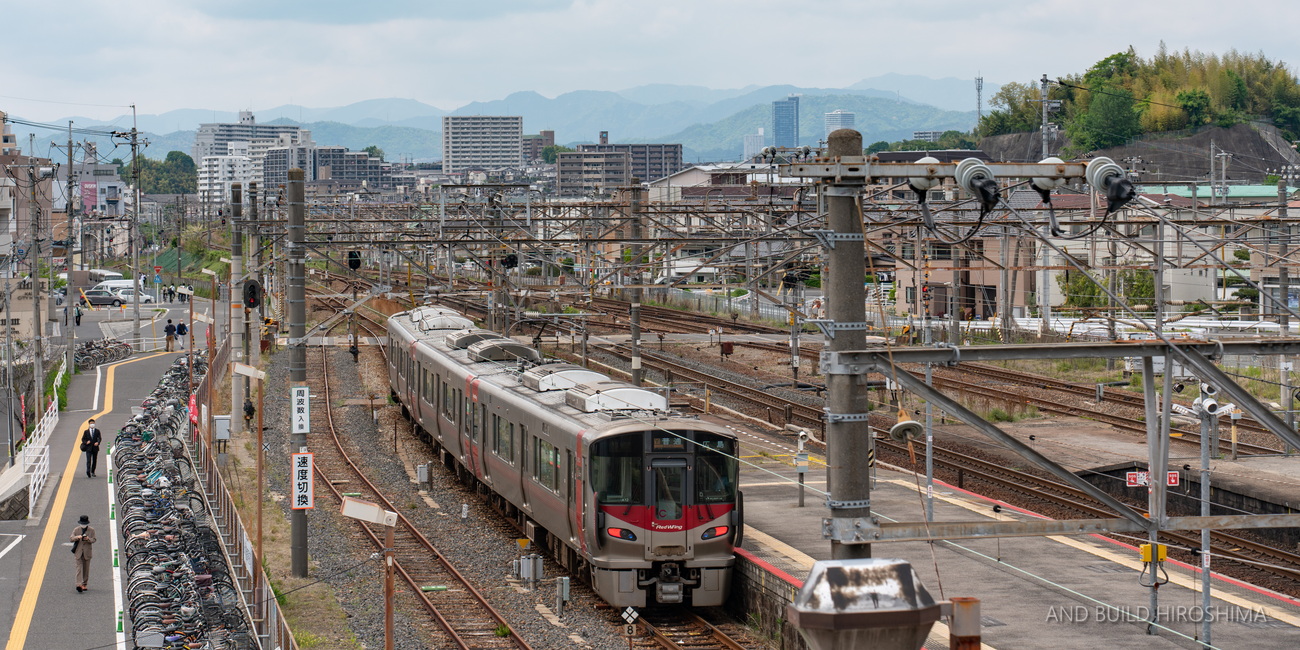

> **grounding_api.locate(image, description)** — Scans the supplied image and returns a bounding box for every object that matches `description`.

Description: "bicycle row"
[76,339,133,371]
[114,355,253,649]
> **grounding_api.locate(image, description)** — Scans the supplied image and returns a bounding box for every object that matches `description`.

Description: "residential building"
[742,128,765,161]
[441,115,524,174]
[773,94,800,148]
[192,110,306,162]
[575,131,684,182]
[263,139,318,188]
[912,130,946,142]
[247,131,313,188]
[314,146,393,190]
[556,150,631,196]
[197,142,255,205]
[522,130,555,162]
[824,110,855,140]
[53,160,127,217]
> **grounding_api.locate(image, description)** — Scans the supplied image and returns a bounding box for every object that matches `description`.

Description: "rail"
[185,342,299,650]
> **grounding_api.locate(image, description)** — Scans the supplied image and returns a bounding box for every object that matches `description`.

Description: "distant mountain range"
[10,75,994,164]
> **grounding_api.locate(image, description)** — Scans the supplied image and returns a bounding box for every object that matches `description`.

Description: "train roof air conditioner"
[417,314,475,331]
[446,329,505,349]
[522,363,607,392]
[467,339,541,363]
[565,381,668,413]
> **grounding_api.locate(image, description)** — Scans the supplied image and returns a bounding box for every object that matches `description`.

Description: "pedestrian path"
[0,350,182,650]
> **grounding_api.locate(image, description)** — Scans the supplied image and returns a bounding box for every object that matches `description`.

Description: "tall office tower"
[773,95,801,148]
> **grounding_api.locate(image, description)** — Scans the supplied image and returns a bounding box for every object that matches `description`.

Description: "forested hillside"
[980,46,1300,155]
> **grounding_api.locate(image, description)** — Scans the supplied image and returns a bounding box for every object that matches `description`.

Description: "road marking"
[0,534,24,561]
[4,352,166,650]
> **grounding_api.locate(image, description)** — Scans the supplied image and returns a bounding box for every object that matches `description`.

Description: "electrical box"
[1140,543,1167,563]
[417,463,429,484]
[213,415,231,441]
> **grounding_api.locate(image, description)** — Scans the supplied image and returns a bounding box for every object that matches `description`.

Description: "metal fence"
[20,358,65,517]
[186,343,298,650]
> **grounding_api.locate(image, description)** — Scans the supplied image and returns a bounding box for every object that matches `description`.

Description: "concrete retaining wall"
[727,547,809,650]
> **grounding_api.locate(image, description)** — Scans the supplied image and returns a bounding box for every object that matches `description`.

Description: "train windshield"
[694,433,736,505]
[592,435,644,505]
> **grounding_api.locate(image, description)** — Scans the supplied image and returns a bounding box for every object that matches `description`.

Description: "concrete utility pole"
[1280,180,1294,454]
[231,184,245,431]
[287,168,309,577]
[27,161,45,424]
[127,108,142,342]
[65,124,76,376]
[823,129,871,560]
[629,179,643,386]
[1040,74,1051,160]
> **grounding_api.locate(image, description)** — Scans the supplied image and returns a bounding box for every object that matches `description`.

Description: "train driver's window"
[592,436,643,506]
[652,460,685,521]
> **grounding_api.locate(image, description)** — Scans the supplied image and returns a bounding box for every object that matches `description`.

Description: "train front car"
[584,422,739,607]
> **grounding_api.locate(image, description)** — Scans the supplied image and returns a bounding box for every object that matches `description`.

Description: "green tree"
[977,81,1041,136]
[363,145,385,160]
[541,145,573,164]
[1068,85,1141,151]
[1176,88,1212,126]
[1057,271,1106,309]
[865,141,890,154]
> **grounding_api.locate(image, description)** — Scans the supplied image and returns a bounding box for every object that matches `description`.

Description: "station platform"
[0,301,196,650]
[733,427,1300,649]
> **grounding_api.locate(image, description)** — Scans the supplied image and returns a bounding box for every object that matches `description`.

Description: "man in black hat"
[70,515,96,592]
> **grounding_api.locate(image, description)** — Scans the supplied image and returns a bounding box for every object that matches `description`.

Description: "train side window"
[535,438,559,492]
[694,433,737,504]
[493,415,515,464]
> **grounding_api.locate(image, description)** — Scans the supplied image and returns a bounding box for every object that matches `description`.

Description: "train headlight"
[701,526,730,540]
[606,527,637,541]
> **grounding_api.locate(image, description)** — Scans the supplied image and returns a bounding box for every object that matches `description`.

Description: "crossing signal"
[348,250,362,270]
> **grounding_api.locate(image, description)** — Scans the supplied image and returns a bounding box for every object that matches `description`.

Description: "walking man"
[81,419,102,478]
[176,321,188,350]
[70,515,96,592]
[164,319,176,352]
[74,304,82,327]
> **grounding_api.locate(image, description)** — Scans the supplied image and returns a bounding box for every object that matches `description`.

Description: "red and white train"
[387,306,741,607]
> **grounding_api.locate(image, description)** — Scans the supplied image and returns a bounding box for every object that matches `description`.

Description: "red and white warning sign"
[1125,471,1150,487]
[1167,471,1180,486]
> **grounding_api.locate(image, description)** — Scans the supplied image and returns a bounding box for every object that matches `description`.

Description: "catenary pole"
[231,184,244,434]
[629,179,643,386]
[824,129,871,560]
[288,168,309,577]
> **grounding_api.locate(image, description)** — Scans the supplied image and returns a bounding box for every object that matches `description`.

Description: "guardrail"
[21,358,65,516]
[186,342,298,650]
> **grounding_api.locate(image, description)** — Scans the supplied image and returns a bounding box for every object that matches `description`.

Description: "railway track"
[635,610,752,650]
[308,337,534,649]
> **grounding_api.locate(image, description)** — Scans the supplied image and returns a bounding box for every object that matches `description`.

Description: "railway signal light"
[348,250,362,270]
[243,280,263,309]
[502,254,518,269]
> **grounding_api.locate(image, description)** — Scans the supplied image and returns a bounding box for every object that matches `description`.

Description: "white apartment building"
[197,142,255,205]
[441,115,523,174]
[247,131,314,189]
[742,128,765,161]
[192,111,306,161]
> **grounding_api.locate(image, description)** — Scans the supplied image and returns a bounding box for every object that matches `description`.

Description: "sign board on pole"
[622,624,637,637]
[1167,471,1180,487]
[154,266,162,274]
[291,452,314,509]
[291,385,311,434]
[1125,471,1150,487]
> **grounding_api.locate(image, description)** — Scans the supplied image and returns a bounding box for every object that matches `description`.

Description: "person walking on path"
[70,515,96,592]
[164,319,176,352]
[81,419,102,478]
[176,321,188,350]
[73,304,82,327]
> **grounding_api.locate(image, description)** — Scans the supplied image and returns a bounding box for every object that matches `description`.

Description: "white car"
[112,288,155,304]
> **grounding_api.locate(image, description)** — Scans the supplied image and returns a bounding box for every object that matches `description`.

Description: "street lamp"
[340,496,398,650]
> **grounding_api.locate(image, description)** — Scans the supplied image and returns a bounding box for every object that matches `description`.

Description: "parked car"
[80,289,123,307]
[112,288,155,304]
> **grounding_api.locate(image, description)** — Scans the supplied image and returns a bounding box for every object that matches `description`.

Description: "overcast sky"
[5,0,1299,125]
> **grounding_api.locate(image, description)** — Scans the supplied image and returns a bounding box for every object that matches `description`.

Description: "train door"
[565,449,576,543]
[647,458,688,554]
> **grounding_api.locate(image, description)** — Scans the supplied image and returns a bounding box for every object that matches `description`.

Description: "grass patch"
[494,625,512,638]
